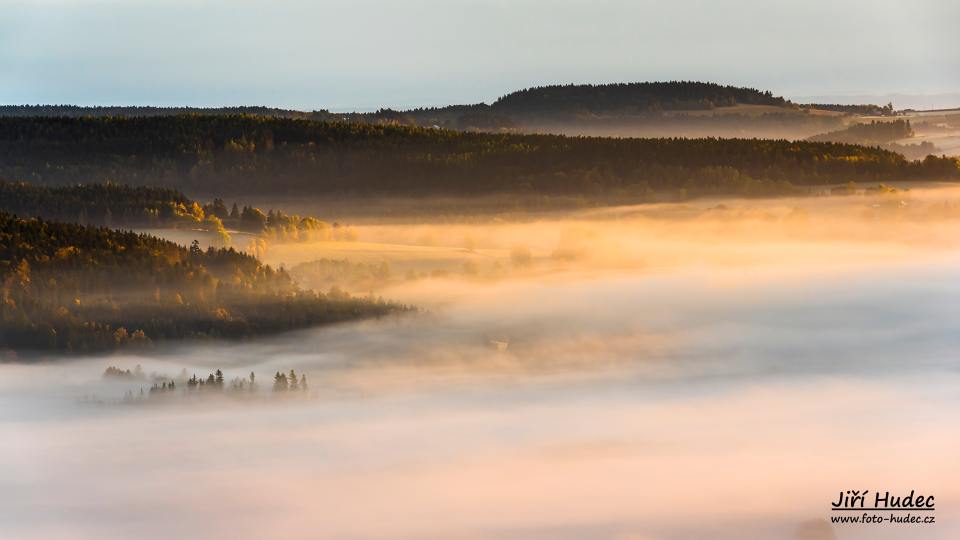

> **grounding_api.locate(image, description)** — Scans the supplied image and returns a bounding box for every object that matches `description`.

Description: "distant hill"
[0,81,866,138]
[490,81,788,115]
[397,82,857,138]
[807,120,913,145]
[806,119,941,160]
[0,82,786,119]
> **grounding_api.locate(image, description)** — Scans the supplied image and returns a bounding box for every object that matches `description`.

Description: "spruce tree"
[273,371,287,392]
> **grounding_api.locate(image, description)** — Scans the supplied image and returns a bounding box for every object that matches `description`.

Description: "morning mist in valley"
[2,2,959,539]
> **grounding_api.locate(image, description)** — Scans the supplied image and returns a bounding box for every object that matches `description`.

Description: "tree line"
[0,181,344,245]
[798,103,895,116]
[99,367,314,404]
[806,120,942,160]
[1,83,787,119]
[1,82,896,139]
[806,120,914,145]
[0,104,334,119]
[0,115,956,199]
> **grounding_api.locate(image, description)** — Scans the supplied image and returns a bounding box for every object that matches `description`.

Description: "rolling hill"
[0,81,886,139]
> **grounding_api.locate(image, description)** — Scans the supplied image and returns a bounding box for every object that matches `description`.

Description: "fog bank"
[4,188,960,539]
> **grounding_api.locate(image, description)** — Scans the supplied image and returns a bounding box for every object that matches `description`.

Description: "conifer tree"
[273,371,287,392]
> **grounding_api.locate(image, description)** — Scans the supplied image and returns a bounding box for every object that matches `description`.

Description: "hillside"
[807,120,914,145]
[0,181,336,243]
[376,82,857,138]
[0,83,786,119]
[400,82,843,138]
[0,213,406,354]
[0,81,878,138]
[1,115,957,201]
[490,81,788,115]
[806,119,941,160]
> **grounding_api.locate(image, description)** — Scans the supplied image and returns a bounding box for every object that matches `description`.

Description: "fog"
[4,187,960,539]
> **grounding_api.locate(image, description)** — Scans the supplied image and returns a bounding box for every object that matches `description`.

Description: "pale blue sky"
[2,0,958,109]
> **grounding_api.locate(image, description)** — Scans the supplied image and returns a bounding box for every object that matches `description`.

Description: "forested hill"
[804,120,941,160]
[490,82,788,115]
[0,82,869,138]
[807,120,913,145]
[0,213,405,354]
[0,182,192,227]
[0,181,338,243]
[0,82,787,119]
[0,116,957,199]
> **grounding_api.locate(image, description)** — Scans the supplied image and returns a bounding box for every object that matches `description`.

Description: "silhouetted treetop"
[799,103,895,116]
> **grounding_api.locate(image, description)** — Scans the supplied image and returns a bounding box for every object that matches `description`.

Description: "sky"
[2,0,958,110]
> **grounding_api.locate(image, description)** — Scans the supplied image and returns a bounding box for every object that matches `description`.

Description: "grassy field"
[671,103,847,118]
